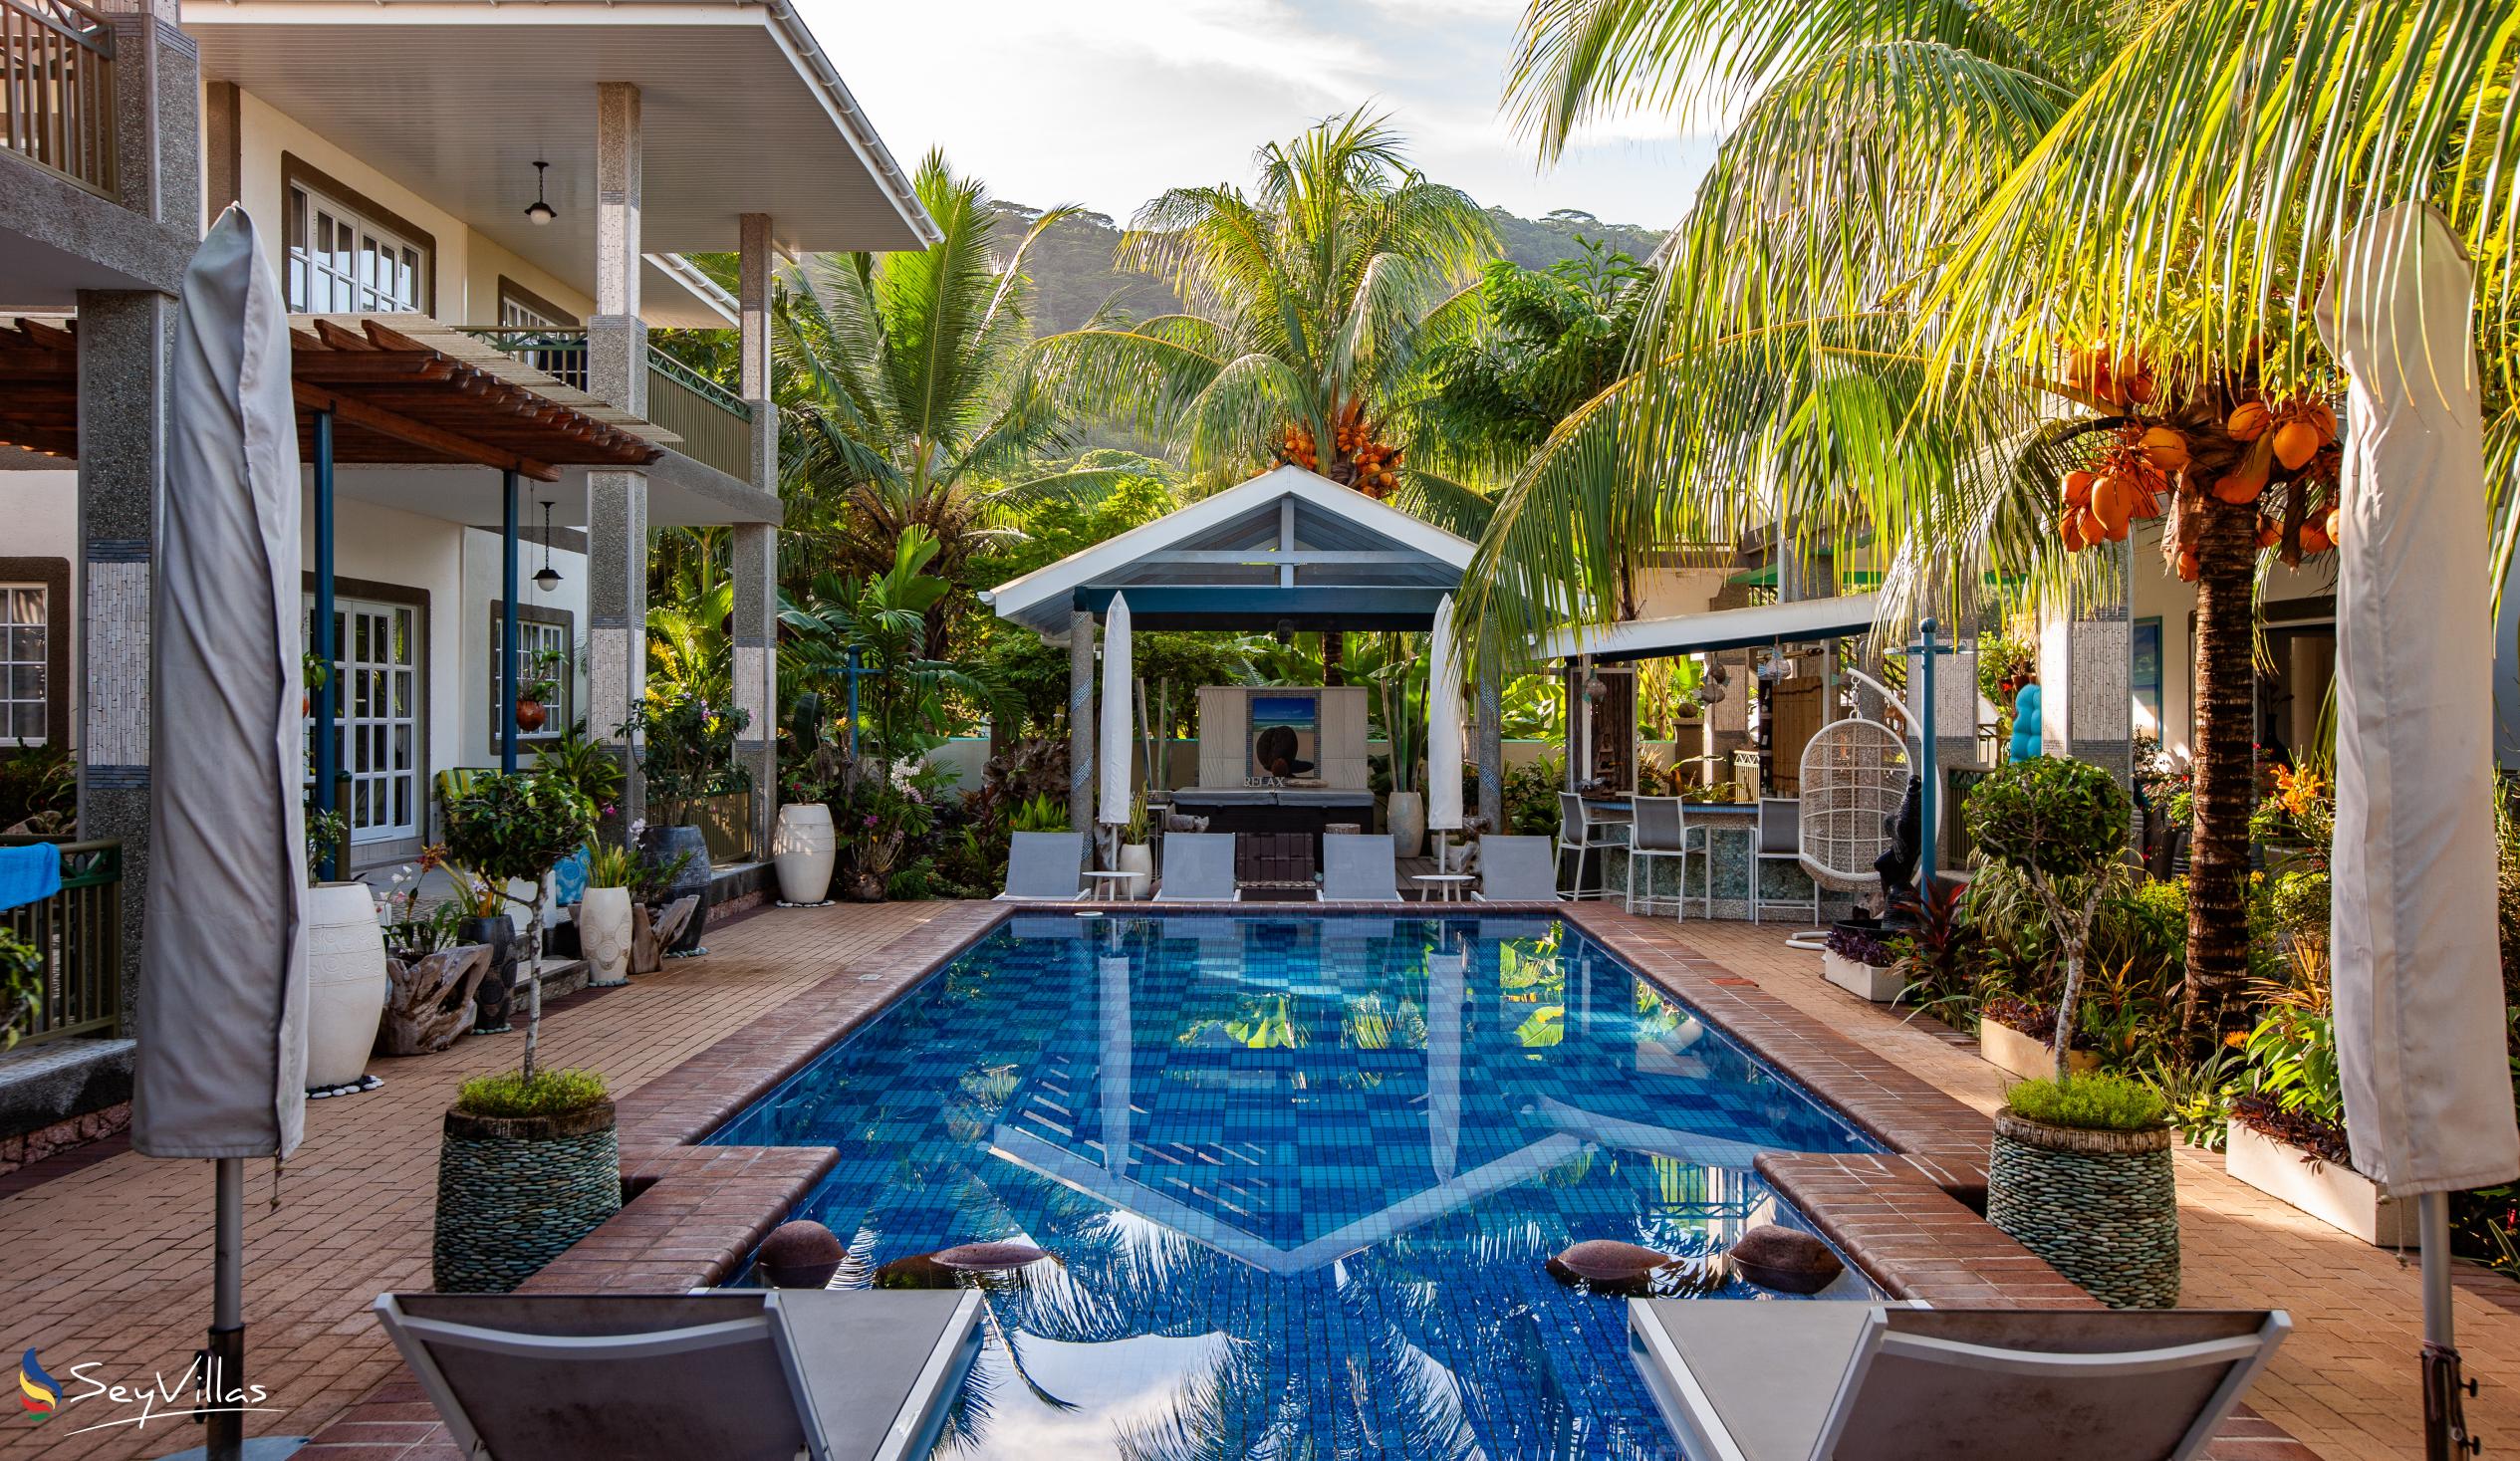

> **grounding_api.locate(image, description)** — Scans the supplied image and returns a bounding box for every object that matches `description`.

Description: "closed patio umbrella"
[1098,592,1134,848]
[128,206,309,1460]
[2316,201,2520,1458]
[1426,595,1464,852]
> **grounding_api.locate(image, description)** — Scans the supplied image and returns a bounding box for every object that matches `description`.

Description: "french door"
[306,597,421,847]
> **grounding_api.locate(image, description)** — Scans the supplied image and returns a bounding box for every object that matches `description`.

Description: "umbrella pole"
[2420,1191,2478,1459]
[206,1156,245,1461]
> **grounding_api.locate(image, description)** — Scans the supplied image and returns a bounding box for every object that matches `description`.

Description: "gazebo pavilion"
[981,465,1506,878]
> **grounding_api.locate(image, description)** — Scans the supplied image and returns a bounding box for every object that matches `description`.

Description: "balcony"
[1,0,117,198]
[458,328,756,482]
[0,837,123,1046]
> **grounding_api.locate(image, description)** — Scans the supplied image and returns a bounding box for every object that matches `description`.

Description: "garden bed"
[2224,1103,2413,1247]
[1976,998,2100,1081]
[1821,949,1903,1003]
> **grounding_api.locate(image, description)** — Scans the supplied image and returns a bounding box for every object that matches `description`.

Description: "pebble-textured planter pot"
[432,1098,622,1293]
[1988,1108,2178,1309]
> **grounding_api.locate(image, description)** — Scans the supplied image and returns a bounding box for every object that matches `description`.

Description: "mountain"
[994,203,1666,336]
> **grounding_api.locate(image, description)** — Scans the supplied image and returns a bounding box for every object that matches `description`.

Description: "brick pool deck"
[0,897,2477,1458]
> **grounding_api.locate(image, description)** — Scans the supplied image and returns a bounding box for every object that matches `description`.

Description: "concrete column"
[739,213,777,491]
[203,81,240,218]
[1476,628,1503,833]
[76,292,174,1021]
[1069,611,1095,859]
[587,80,649,834]
[99,0,196,228]
[2037,542,2136,788]
[731,522,778,857]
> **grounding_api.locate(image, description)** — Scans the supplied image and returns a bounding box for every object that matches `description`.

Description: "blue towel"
[0,844,62,911]
[553,845,591,908]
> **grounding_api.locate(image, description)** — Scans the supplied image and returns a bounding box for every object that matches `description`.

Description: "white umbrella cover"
[1427,594,1464,832]
[1098,592,1134,827]
[2316,202,2519,1197]
[132,205,309,1159]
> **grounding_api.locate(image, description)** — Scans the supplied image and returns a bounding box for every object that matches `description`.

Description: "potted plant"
[1819,923,1901,1003]
[579,843,639,987]
[1962,755,2133,1079]
[514,646,566,734]
[433,772,610,1292]
[1987,1072,2180,1308]
[1117,794,1153,901]
[301,805,389,1094]
[620,692,749,948]
[772,694,843,905]
[1977,994,2103,1081]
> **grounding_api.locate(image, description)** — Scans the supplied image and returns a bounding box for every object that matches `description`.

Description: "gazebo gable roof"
[984,464,1475,639]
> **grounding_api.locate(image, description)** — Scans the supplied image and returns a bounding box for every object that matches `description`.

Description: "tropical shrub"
[0,928,40,1048]
[1501,755,1564,836]
[443,771,597,1084]
[619,691,748,824]
[1964,757,2132,1078]
[0,744,73,833]
[455,1067,608,1119]
[534,720,627,819]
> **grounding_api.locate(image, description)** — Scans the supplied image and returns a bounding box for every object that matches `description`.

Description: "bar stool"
[1750,797,1821,924]
[1557,792,1629,900]
[1627,796,1709,919]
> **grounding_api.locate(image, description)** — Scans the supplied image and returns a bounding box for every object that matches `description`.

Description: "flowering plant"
[620,690,750,824]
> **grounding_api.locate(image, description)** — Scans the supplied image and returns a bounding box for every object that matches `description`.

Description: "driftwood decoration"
[631,895,700,975]
[378,944,492,1057]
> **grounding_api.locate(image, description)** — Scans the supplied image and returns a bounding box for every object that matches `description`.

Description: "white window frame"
[287,181,429,315]
[491,613,573,743]
[0,583,47,747]
[305,595,422,846]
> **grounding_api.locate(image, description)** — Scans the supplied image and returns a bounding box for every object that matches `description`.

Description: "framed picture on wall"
[2133,618,2164,732]
[1248,692,1320,782]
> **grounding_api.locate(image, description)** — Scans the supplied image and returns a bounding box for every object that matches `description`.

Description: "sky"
[805,0,1719,230]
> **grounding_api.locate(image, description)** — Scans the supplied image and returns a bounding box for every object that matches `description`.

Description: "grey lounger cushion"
[1322,833,1401,901]
[997,831,1085,900]
[375,1288,981,1461]
[1154,832,1239,901]
[1472,834,1560,902]
[1630,1301,2288,1461]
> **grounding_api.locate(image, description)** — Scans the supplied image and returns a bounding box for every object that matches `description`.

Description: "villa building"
[0,0,931,1124]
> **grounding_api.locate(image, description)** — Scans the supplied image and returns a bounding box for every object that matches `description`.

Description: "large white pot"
[774,802,838,904]
[1119,842,1153,900]
[579,885,633,986]
[305,881,388,1090]
[1386,791,1425,859]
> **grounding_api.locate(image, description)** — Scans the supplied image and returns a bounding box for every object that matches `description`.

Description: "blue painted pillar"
[312,408,339,881]
[500,469,520,773]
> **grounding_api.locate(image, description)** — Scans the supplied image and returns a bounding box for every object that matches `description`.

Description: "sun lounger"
[1471,834,1561,902]
[1152,832,1240,902]
[376,1289,982,1461]
[1628,1301,2288,1461]
[1321,833,1402,901]
[995,831,1086,901]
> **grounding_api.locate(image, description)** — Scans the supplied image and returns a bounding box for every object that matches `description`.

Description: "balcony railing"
[0,837,122,1046]
[458,328,757,482]
[1,0,117,198]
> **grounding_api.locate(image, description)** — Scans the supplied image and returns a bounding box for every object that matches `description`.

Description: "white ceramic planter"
[1386,791,1425,858]
[580,886,633,985]
[1118,842,1153,900]
[1978,1019,2100,1082]
[773,802,837,904]
[305,881,388,1090]
[1821,950,1903,1003]
[2224,1118,2415,1246]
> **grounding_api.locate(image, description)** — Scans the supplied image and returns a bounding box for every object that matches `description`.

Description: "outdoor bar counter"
[1169,787,1378,884]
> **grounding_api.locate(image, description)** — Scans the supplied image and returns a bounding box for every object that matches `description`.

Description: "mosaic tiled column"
[739,212,777,492]
[1476,628,1503,834]
[588,80,649,835]
[77,291,175,1020]
[2038,541,2135,789]
[730,523,777,856]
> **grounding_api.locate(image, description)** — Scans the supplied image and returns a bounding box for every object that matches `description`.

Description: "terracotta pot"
[304,881,388,1090]
[515,698,548,733]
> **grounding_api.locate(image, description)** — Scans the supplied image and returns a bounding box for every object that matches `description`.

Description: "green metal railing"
[0,837,122,1045]
[455,328,757,481]
[0,0,118,198]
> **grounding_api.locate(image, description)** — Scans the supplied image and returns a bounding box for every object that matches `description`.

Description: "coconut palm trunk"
[2185,494,2260,1037]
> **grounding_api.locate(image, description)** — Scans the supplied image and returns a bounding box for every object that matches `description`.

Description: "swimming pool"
[710,913,1883,1460]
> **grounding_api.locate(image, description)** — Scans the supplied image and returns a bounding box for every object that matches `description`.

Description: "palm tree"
[1476,0,2520,1038]
[1033,111,1500,533]
[773,152,1142,654]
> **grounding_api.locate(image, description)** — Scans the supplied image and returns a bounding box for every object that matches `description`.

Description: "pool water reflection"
[710,913,1882,1460]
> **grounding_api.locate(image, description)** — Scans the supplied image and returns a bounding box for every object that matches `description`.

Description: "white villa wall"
[223,87,594,325]
[2131,520,2337,762]
[0,470,81,749]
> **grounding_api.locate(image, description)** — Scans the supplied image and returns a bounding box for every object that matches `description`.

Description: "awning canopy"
[1538,593,1884,662]
[983,464,1476,640]
[0,314,666,482]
